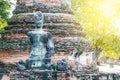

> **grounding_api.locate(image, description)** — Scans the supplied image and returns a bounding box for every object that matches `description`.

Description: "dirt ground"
[97,64,120,73]
[0,49,29,64]
[0,50,66,63]
[0,49,78,68]
[0,49,78,80]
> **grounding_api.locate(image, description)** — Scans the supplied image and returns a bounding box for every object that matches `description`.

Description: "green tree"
[0,0,10,31]
[72,0,120,63]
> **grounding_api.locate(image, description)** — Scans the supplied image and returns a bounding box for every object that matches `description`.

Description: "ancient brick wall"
[0,0,94,54]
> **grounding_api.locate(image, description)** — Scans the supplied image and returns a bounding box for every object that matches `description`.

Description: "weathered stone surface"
[0,0,94,54]
[13,0,72,14]
[8,13,77,24]
[0,37,93,53]
[2,29,85,38]
[54,37,94,53]
[5,23,81,31]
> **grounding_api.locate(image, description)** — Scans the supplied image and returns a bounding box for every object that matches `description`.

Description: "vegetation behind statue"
[0,0,10,32]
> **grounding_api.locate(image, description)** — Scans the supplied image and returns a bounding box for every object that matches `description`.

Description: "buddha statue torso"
[28,30,47,60]
[27,30,54,69]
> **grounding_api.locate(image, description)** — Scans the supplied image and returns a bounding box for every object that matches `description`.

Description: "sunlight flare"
[98,1,115,17]
[115,19,120,31]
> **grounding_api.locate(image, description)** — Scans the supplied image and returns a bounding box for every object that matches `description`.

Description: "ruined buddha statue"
[27,11,54,69]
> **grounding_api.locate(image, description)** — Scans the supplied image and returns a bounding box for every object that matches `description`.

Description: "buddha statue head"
[33,11,44,30]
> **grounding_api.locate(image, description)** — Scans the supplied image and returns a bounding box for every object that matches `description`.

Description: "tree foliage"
[0,0,10,31]
[72,0,120,60]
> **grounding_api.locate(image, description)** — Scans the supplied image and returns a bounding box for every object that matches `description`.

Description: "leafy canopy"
[0,0,10,30]
[72,0,120,59]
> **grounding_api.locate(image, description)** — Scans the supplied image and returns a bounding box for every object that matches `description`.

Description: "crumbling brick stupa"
[0,0,94,54]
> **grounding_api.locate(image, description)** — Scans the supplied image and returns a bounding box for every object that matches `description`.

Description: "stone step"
[14,7,73,14]
[0,37,93,52]
[8,13,78,25]
[13,1,72,14]
[2,29,85,39]
[5,23,81,31]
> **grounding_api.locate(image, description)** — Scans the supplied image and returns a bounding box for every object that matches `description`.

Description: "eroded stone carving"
[27,11,54,69]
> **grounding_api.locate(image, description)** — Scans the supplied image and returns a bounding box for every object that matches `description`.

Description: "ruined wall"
[0,0,94,54]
